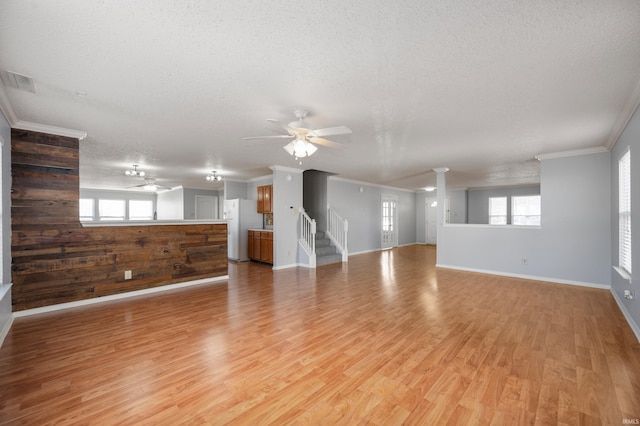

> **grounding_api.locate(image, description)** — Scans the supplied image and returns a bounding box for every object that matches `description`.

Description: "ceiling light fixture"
[206,171,223,182]
[125,165,145,177]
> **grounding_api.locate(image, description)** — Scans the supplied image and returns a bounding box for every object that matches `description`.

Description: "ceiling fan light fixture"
[142,183,157,191]
[302,141,318,157]
[284,138,317,159]
[283,141,296,156]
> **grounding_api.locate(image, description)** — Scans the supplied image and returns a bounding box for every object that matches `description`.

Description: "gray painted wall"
[224,180,248,200]
[467,185,540,224]
[611,104,640,338]
[303,170,329,231]
[437,152,611,287]
[415,190,430,244]
[183,188,221,219]
[448,189,468,224]
[272,167,302,269]
[247,176,273,202]
[327,178,416,254]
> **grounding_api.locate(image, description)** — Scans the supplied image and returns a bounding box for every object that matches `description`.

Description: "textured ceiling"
[1,0,639,192]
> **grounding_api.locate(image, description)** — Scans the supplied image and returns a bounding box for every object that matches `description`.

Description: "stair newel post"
[343,219,348,262]
[311,218,316,255]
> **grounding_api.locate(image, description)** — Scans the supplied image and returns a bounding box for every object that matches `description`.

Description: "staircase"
[315,231,342,265]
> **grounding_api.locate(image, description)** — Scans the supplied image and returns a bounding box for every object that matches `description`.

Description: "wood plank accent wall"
[11,129,228,311]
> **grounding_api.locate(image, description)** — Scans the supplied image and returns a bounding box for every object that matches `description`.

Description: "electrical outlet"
[124,270,132,280]
[624,290,634,300]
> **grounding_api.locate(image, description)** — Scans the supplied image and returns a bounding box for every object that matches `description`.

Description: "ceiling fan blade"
[242,135,293,140]
[266,119,295,134]
[312,126,352,137]
[308,137,342,148]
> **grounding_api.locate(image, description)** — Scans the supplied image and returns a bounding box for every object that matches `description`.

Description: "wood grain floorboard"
[1,245,639,425]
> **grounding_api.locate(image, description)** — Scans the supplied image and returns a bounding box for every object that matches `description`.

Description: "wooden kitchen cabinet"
[261,231,273,264]
[248,230,273,264]
[257,185,273,213]
[249,230,261,261]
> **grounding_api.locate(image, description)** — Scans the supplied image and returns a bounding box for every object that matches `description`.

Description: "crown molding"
[605,76,640,150]
[0,82,18,125]
[269,165,304,174]
[534,146,609,161]
[247,174,274,183]
[328,175,416,193]
[13,120,87,140]
[0,81,87,140]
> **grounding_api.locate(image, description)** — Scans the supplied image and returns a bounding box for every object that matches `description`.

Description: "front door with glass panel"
[381,194,398,249]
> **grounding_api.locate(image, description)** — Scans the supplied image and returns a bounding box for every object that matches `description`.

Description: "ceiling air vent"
[5,70,36,93]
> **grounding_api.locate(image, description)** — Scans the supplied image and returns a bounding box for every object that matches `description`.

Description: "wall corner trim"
[0,314,14,349]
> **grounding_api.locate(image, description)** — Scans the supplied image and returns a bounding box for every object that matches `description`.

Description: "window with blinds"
[619,149,631,275]
[489,197,507,225]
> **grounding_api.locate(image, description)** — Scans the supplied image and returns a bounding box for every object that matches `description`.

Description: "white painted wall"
[437,151,611,287]
[156,187,184,220]
[0,111,12,345]
[610,104,640,340]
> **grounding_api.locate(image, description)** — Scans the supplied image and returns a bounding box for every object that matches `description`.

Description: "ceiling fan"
[127,179,171,191]
[242,109,351,160]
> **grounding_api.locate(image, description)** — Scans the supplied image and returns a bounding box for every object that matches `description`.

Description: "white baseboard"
[435,264,611,290]
[272,263,299,270]
[14,276,229,318]
[610,288,640,343]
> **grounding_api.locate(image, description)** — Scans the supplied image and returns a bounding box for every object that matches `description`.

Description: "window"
[98,199,125,221]
[619,149,631,275]
[489,197,507,225]
[129,200,154,220]
[79,198,95,221]
[512,195,541,226]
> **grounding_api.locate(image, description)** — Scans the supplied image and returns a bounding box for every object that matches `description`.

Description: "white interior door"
[381,194,398,249]
[195,196,218,219]
[425,196,450,245]
[426,198,438,244]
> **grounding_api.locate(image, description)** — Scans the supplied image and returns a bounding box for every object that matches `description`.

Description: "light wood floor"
[1,245,639,425]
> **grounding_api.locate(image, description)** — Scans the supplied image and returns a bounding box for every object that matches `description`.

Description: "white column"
[433,167,449,228]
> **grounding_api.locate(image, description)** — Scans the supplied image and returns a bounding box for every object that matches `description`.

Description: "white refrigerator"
[224,198,263,261]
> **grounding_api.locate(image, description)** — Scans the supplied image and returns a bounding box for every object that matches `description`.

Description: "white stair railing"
[299,208,316,268]
[327,204,348,262]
